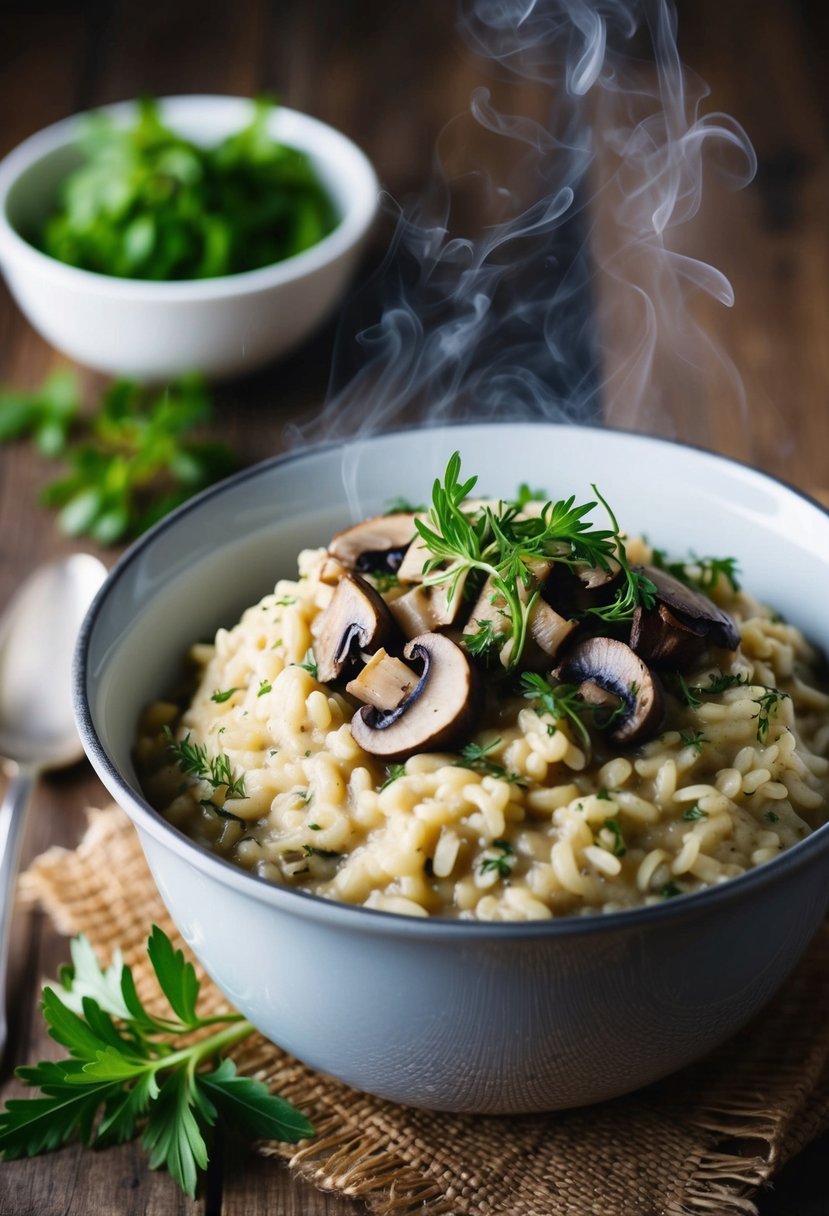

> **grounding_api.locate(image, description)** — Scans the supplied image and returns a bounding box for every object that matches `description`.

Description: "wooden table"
[1,1,828,1211]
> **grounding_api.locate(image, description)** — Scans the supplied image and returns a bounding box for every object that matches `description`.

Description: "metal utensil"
[0,554,107,1055]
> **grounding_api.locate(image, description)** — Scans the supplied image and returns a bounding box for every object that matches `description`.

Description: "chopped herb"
[701,671,750,694]
[679,731,707,755]
[293,790,313,806]
[201,801,245,824]
[274,596,297,607]
[661,881,682,899]
[164,729,246,801]
[308,823,321,831]
[295,650,318,679]
[682,804,707,821]
[380,763,407,791]
[0,368,79,457]
[385,497,425,515]
[211,687,239,704]
[521,672,623,750]
[764,810,780,823]
[462,616,507,660]
[596,818,626,857]
[651,548,741,593]
[676,675,702,710]
[256,680,272,697]
[368,571,400,593]
[754,688,789,742]
[455,739,526,785]
[0,926,312,1196]
[302,845,340,860]
[511,482,548,509]
[414,452,654,670]
[479,840,516,880]
[596,789,611,801]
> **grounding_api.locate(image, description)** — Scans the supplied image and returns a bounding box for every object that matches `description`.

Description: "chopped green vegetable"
[479,840,516,879]
[37,98,337,281]
[38,374,234,543]
[682,804,707,821]
[0,927,312,1196]
[295,651,318,679]
[765,810,780,824]
[521,672,623,751]
[210,687,239,704]
[454,739,526,786]
[414,452,654,670]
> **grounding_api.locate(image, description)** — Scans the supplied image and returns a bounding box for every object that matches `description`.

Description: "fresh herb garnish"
[596,789,611,801]
[462,616,507,660]
[682,804,707,821]
[455,739,526,786]
[651,548,741,593]
[384,497,425,515]
[380,763,407,791]
[38,98,336,280]
[521,672,623,751]
[211,687,239,704]
[511,482,548,509]
[308,823,322,831]
[414,453,654,669]
[754,688,790,742]
[257,680,272,697]
[661,882,682,899]
[679,731,707,754]
[765,811,780,824]
[164,729,246,802]
[302,845,340,860]
[479,840,516,879]
[368,571,400,593]
[596,818,626,857]
[295,650,318,679]
[274,596,297,607]
[0,927,312,1196]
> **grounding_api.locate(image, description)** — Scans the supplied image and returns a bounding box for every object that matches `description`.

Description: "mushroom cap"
[313,573,400,684]
[328,514,417,572]
[555,636,664,744]
[637,565,740,650]
[630,602,708,669]
[350,632,481,760]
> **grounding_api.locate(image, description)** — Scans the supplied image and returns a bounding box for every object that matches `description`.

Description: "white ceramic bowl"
[0,96,378,379]
[75,424,829,1113]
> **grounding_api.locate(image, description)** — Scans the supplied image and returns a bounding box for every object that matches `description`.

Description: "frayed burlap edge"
[20,806,829,1216]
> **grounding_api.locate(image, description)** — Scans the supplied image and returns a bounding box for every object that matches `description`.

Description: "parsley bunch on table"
[0,370,235,544]
[0,926,313,1197]
[36,98,338,280]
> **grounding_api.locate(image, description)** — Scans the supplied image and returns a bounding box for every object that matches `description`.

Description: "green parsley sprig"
[651,547,741,594]
[164,728,246,803]
[0,927,312,1197]
[454,739,527,786]
[521,672,624,752]
[414,453,654,669]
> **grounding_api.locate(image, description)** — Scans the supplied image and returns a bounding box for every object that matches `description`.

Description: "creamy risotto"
[136,466,829,921]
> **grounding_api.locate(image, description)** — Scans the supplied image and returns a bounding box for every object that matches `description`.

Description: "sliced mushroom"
[389,579,467,637]
[313,573,400,684]
[554,637,664,744]
[635,565,739,651]
[395,532,432,583]
[524,600,578,668]
[464,562,575,668]
[328,514,418,574]
[544,558,623,615]
[630,601,707,669]
[350,633,480,759]
[346,648,419,711]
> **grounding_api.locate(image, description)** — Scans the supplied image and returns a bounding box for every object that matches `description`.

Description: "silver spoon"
[0,554,107,1056]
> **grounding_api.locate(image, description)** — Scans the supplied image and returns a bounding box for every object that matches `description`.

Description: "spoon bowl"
[0,553,107,1055]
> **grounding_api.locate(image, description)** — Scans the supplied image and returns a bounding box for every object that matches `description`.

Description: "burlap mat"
[20,806,829,1216]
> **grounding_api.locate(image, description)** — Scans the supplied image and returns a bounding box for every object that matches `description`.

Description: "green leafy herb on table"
[0,927,313,1197]
[0,369,235,544]
[37,98,337,281]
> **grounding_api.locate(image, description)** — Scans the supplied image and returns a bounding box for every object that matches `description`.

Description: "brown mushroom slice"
[346,648,419,711]
[350,633,480,759]
[328,514,418,574]
[544,557,623,615]
[395,532,432,583]
[636,565,740,650]
[555,637,664,744]
[525,600,578,666]
[313,573,399,684]
[630,601,707,669]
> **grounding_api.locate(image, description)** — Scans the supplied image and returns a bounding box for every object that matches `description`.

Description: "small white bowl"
[0,96,378,380]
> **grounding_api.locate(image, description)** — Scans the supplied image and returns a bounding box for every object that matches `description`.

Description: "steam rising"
[297,0,756,496]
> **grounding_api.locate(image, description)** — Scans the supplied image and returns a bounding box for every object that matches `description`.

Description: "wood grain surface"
[0,1,828,1213]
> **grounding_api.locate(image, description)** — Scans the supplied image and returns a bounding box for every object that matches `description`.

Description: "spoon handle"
[0,766,37,1059]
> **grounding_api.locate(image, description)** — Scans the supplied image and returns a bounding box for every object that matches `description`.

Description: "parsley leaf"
[754,688,789,742]
[211,687,239,704]
[380,763,407,791]
[0,927,313,1195]
[479,840,516,879]
[455,739,526,785]
[679,731,707,755]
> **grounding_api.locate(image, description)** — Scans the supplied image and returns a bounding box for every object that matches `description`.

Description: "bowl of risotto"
[75,423,829,1114]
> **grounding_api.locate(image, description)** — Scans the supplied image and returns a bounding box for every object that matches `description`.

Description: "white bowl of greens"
[0,96,378,379]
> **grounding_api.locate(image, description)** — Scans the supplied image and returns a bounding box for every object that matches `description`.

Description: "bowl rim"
[0,94,379,300]
[75,421,829,941]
